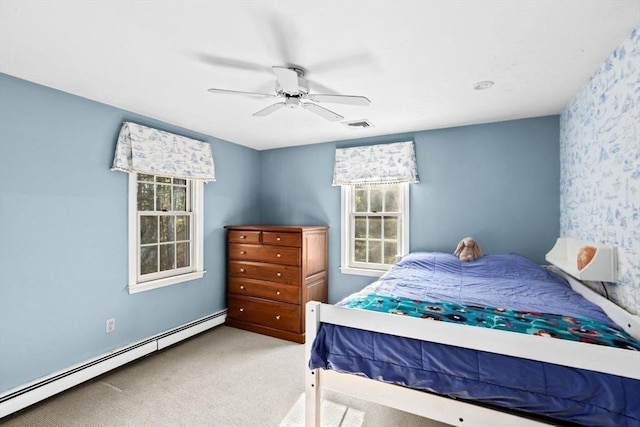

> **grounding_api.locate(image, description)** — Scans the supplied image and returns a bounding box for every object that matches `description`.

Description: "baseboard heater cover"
[0,310,227,418]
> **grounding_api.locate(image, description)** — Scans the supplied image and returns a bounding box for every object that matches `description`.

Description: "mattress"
[309,252,640,426]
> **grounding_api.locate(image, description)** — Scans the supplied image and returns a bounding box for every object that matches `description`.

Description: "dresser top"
[225,225,328,232]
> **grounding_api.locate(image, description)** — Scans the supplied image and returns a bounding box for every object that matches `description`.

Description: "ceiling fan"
[207,66,371,121]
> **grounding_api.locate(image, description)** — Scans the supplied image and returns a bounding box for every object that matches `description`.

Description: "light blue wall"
[260,116,561,303]
[0,74,260,392]
[0,71,561,394]
[560,26,639,314]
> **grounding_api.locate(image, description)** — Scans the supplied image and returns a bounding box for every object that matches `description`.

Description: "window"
[341,182,410,277]
[128,173,204,293]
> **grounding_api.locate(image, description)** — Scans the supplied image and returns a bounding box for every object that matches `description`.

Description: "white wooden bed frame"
[304,240,640,426]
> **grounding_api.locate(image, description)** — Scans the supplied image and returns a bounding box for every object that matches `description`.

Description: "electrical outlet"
[106,318,116,334]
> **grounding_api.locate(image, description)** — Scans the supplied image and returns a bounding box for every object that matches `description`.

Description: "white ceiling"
[1,1,638,150]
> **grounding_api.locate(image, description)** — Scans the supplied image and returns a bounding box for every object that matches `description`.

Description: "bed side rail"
[306,301,640,380]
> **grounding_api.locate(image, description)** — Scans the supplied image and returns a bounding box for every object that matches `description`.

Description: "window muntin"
[351,184,402,269]
[136,174,195,282]
[341,183,409,276]
[128,173,204,293]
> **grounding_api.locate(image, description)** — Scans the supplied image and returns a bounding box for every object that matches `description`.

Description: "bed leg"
[305,301,322,427]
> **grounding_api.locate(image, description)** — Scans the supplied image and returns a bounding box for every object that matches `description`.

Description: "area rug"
[278,393,364,427]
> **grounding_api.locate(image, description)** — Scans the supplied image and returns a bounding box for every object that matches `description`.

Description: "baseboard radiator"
[0,310,227,418]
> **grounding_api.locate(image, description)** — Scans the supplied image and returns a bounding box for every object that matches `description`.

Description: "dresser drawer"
[228,243,300,266]
[228,278,299,304]
[227,295,300,333]
[228,230,261,244]
[228,261,299,285]
[262,231,301,247]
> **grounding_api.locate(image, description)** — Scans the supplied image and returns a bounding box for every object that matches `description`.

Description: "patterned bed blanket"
[343,293,640,350]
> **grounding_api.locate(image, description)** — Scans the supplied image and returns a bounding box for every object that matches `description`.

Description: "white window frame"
[340,182,410,277]
[127,173,204,294]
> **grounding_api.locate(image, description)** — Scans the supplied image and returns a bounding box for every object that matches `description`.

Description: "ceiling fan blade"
[193,53,271,73]
[305,78,339,95]
[302,103,343,121]
[207,88,277,99]
[307,94,371,106]
[265,13,297,65]
[253,102,286,117]
[308,52,375,74]
[272,66,299,95]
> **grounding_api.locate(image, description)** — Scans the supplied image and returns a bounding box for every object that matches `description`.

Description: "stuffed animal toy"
[454,237,482,262]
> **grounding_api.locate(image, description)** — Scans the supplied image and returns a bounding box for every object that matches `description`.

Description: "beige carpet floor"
[0,325,449,426]
[278,393,364,427]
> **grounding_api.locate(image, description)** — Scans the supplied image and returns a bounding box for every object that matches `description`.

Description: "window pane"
[133,174,199,285]
[140,246,158,275]
[137,183,154,211]
[384,217,398,239]
[156,185,171,211]
[159,216,174,243]
[346,183,405,271]
[354,188,367,212]
[140,216,158,244]
[354,240,367,262]
[174,186,187,211]
[354,217,367,238]
[384,241,397,265]
[368,241,382,264]
[176,216,189,241]
[385,189,398,212]
[370,189,383,212]
[176,242,190,268]
[159,244,175,271]
[368,217,381,238]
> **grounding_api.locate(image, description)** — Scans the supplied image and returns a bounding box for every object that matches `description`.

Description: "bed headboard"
[545,237,617,282]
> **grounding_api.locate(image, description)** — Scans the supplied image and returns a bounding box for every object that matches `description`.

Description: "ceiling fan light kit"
[207,66,370,121]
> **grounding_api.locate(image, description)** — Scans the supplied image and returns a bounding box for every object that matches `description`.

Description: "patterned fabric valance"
[332,141,419,186]
[111,122,215,182]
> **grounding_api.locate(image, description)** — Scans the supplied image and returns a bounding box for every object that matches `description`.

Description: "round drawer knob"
[276,291,281,295]
[276,237,281,241]
[240,235,246,239]
[240,285,245,290]
[239,308,244,312]
[276,272,282,277]
[276,253,281,257]
[240,251,246,255]
[275,315,281,320]
[240,268,245,273]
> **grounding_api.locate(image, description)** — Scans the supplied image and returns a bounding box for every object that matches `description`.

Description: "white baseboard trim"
[0,310,227,418]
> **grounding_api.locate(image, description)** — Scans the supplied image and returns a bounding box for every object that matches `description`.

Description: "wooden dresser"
[224,225,328,343]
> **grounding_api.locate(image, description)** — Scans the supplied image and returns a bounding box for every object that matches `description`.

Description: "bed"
[304,239,640,426]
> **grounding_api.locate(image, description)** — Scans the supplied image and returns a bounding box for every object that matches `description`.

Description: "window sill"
[339,266,386,278]
[128,271,205,294]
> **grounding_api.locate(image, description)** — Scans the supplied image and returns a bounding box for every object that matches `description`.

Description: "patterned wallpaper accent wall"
[559,26,639,314]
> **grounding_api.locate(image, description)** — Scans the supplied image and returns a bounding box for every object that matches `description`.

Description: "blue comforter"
[363,252,613,324]
[309,253,640,426]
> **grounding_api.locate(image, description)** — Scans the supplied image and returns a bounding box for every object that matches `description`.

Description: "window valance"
[111,122,215,182]
[332,141,419,186]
